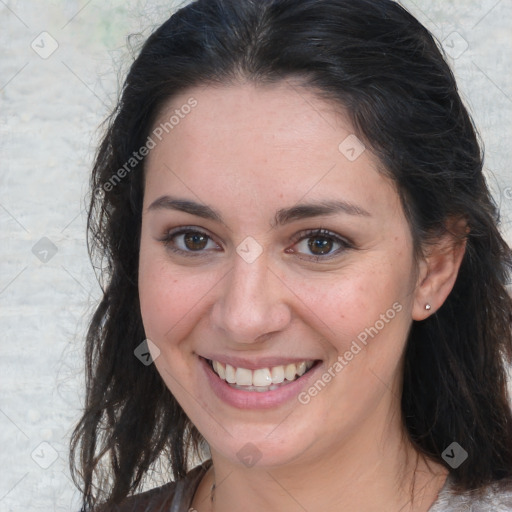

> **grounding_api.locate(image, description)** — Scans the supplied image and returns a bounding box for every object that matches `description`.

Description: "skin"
[138,81,466,511]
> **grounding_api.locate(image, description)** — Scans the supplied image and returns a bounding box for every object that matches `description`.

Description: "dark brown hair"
[70,0,512,509]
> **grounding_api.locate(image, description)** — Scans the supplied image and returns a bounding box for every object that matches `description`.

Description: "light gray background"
[1,1,511,510]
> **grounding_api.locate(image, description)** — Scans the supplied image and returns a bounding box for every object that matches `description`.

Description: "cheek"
[139,258,176,339]
[138,249,219,345]
[293,267,411,418]
[295,263,406,335]
[138,254,207,393]
[288,257,413,395]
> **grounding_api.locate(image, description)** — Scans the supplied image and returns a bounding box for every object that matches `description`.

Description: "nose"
[210,255,292,345]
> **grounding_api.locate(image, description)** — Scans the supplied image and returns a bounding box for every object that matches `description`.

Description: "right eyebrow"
[147,196,223,223]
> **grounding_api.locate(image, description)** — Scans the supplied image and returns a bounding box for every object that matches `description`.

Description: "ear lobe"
[412,217,468,321]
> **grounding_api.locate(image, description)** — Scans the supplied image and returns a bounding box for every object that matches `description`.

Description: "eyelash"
[159,226,221,256]
[289,228,353,261]
[159,226,353,261]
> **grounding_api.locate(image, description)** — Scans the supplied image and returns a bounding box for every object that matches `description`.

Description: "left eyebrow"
[271,200,371,228]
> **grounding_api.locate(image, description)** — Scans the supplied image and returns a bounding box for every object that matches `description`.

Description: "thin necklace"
[210,480,216,511]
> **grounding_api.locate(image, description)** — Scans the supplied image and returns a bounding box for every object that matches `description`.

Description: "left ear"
[412,216,469,321]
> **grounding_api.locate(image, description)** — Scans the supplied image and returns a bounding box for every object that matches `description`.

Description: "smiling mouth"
[205,358,318,392]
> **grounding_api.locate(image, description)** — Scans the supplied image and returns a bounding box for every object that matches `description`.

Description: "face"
[138,81,419,469]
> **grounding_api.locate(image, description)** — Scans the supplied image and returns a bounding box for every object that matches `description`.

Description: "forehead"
[144,81,400,223]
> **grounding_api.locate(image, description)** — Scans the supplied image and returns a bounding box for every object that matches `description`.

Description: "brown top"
[101,461,512,511]
[101,460,211,512]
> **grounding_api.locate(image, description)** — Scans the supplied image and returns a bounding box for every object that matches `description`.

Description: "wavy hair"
[70,0,512,509]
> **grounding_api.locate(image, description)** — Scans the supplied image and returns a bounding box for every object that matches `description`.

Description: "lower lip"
[199,357,322,409]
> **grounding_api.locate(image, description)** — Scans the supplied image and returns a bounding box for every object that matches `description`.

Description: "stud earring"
[425,304,432,311]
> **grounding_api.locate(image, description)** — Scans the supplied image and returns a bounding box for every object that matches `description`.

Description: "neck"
[194,418,448,512]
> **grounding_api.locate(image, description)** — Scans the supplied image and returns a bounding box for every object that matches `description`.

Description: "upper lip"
[199,354,320,370]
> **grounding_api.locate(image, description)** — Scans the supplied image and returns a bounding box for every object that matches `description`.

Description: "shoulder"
[97,481,177,512]
[429,476,512,511]
[93,460,211,512]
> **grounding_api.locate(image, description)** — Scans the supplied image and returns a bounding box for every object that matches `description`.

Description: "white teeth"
[296,361,307,377]
[216,361,226,380]
[209,359,315,389]
[284,363,297,381]
[235,367,253,386]
[225,363,236,384]
[270,365,285,384]
[253,368,272,387]
[212,360,225,379]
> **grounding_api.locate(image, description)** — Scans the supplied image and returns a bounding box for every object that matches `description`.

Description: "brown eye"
[183,232,209,251]
[308,236,334,255]
[160,227,220,256]
[289,228,352,261]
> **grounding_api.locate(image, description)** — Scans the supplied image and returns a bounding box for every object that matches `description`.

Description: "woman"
[70,0,512,510]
